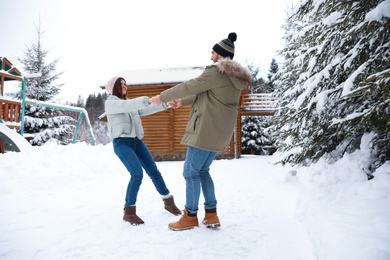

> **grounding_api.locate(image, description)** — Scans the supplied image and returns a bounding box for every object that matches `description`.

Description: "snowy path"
[1,143,389,259]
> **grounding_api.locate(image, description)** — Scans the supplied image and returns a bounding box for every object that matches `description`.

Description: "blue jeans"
[113,137,170,206]
[183,146,218,214]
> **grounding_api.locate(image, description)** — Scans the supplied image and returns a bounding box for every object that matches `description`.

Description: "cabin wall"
[126,83,238,161]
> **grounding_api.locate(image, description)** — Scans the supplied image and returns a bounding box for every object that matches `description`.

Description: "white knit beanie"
[106,76,120,94]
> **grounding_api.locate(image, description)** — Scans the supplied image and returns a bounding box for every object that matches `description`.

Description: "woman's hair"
[112,77,127,100]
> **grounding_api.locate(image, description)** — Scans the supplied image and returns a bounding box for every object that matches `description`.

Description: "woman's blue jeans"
[184,146,218,214]
[113,137,170,206]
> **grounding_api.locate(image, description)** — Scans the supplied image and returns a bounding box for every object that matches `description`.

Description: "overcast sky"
[1,0,295,102]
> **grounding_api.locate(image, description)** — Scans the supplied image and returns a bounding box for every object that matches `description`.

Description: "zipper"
[194,116,199,131]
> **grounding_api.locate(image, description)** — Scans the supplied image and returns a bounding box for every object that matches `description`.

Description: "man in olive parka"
[150,33,252,230]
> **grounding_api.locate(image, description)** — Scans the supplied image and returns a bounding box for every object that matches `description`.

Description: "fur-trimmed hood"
[215,58,252,89]
[160,58,251,152]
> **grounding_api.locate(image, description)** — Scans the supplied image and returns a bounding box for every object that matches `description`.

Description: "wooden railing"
[239,94,277,115]
[0,98,21,129]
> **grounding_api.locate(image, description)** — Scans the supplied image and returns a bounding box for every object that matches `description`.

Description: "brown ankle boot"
[202,209,221,228]
[168,209,199,231]
[163,195,181,216]
[123,205,144,225]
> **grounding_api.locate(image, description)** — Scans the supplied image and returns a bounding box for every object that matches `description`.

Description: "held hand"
[166,101,175,108]
[149,95,162,106]
[167,100,182,109]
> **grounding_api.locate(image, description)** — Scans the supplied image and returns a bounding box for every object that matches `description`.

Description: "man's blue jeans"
[113,137,170,206]
[184,146,218,214]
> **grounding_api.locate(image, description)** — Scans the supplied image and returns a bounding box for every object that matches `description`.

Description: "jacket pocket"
[186,114,202,134]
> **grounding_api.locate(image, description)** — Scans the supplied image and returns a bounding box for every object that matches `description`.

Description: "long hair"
[112,77,127,100]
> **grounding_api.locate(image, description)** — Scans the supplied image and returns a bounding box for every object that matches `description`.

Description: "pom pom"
[228,32,237,42]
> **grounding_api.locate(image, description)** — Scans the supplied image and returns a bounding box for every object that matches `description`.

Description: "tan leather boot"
[163,196,182,216]
[168,209,199,231]
[202,211,221,228]
[123,205,144,225]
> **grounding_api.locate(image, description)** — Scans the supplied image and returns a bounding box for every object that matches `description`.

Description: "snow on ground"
[0,142,389,260]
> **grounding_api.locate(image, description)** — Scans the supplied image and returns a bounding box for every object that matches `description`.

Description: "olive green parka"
[160,58,252,152]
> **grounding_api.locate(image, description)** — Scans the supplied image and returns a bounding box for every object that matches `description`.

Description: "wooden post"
[0,76,4,97]
[1,57,4,96]
[0,138,4,154]
[4,103,9,121]
[169,108,174,153]
[235,110,242,159]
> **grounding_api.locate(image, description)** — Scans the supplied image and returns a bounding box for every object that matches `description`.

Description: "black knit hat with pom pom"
[213,32,237,59]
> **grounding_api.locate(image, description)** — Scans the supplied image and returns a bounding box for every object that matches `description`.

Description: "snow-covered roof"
[102,66,205,87]
[0,56,23,81]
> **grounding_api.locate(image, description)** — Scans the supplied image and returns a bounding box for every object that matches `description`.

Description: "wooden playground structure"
[0,57,95,153]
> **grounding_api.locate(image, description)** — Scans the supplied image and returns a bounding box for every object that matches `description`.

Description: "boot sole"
[123,220,145,226]
[165,207,182,216]
[168,225,198,231]
[166,211,182,216]
[204,223,221,228]
[202,219,221,228]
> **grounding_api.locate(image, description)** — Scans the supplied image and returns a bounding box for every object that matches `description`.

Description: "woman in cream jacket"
[105,76,181,225]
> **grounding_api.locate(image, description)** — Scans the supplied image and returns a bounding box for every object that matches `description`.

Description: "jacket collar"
[215,58,252,84]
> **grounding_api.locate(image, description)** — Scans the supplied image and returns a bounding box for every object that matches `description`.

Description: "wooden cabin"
[102,66,276,161]
[0,57,24,153]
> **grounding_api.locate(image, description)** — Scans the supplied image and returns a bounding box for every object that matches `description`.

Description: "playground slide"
[0,122,31,153]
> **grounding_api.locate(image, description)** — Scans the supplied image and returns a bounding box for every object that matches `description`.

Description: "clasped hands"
[148,95,181,109]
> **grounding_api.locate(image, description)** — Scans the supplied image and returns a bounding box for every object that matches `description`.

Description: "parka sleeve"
[160,66,218,103]
[138,102,167,116]
[105,96,149,115]
[180,95,196,107]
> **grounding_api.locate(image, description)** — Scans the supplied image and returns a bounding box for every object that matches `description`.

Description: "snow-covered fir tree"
[242,115,275,155]
[272,0,390,173]
[17,22,74,145]
[64,93,109,145]
[76,95,85,108]
[247,62,266,94]
[80,92,109,145]
[264,58,279,93]
[85,92,110,145]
